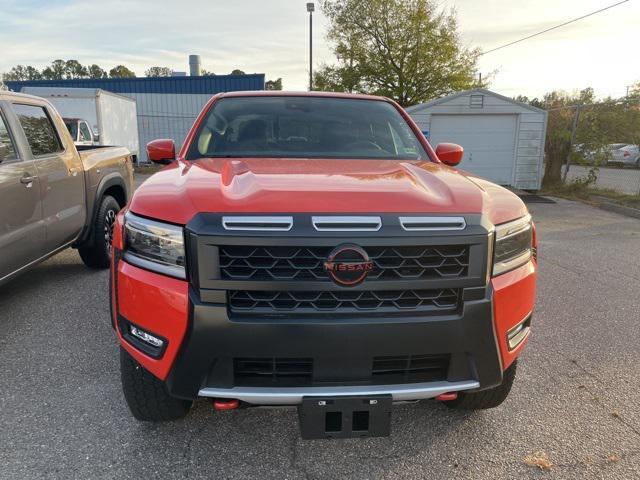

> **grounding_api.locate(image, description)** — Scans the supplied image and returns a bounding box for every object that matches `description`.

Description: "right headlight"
[492,214,533,277]
[123,212,186,279]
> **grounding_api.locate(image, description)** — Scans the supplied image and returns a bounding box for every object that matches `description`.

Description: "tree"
[314,63,361,93]
[88,64,108,79]
[230,69,245,75]
[513,95,544,110]
[41,59,67,80]
[265,78,283,90]
[145,66,173,77]
[540,89,595,186]
[2,65,42,81]
[109,65,136,78]
[64,60,88,79]
[536,87,640,186]
[316,0,482,106]
[201,69,216,76]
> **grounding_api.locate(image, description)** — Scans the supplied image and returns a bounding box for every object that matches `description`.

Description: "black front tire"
[446,360,518,410]
[120,347,192,421]
[78,195,120,269]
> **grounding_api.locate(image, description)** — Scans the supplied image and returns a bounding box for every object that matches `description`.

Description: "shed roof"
[406,88,546,114]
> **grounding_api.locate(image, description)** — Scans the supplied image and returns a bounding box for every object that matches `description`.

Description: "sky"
[0,0,638,100]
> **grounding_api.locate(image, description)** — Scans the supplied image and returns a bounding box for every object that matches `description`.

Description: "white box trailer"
[21,87,140,160]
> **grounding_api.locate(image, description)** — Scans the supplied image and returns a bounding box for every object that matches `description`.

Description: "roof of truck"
[0,90,58,107]
[217,90,393,102]
[0,90,44,101]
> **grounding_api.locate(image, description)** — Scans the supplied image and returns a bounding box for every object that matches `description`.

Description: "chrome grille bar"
[399,216,466,231]
[312,216,382,232]
[222,216,293,232]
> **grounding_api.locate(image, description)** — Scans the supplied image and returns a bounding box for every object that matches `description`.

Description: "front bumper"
[111,213,537,405]
[161,284,501,401]
[197,380,480,405]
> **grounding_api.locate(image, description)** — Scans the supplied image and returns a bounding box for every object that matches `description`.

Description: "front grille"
[231,355,449,387]
[219,245,469,281]
[372,354,449,383]
[228,289,460,314]
[234,357,313,386]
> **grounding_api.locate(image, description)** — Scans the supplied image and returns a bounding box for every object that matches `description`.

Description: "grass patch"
[542,183,640,209]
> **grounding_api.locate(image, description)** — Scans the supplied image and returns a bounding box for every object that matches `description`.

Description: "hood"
[130,158,528,226]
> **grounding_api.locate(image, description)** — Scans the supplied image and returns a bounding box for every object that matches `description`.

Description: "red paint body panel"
[116,262,189,380]
[492,261,537,369]
[129,159,528,226]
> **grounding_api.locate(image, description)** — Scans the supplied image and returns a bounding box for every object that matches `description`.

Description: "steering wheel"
[347,140,383,151]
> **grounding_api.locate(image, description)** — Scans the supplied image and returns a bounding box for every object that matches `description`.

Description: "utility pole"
[562,105,582,183]
[307,3,315,91]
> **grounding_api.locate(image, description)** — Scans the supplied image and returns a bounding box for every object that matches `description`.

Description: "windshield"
[187,96,429,160]
[64,120,78,140]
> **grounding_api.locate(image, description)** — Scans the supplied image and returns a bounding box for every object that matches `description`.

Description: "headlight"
[492,215,532,277]
[123,212,186,279]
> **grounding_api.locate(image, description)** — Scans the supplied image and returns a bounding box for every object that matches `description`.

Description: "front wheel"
[445,360,518,410]
[120,347,192,421]
[78,195,120,269]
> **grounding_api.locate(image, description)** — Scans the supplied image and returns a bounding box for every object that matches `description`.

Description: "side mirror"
[435,143,464,167]
[147,139,176,165]
[0,142,8,163]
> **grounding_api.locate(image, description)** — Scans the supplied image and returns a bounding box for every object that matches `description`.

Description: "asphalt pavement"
[0,198,639,479]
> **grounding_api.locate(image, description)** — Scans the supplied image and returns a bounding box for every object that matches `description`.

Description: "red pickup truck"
[110,92,537,439]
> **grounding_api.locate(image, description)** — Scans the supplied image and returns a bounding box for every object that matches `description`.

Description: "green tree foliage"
[265,78,283,90]
[201,69,216,76]
[230,69,246,75]
[315,0,483,106]
[145,66,173,77]
[64,60,88,79]
[87,64,108,79]
[46,59,67,79]
[109,65,136,78]
[2,65,42,81]
[524,87,640,187]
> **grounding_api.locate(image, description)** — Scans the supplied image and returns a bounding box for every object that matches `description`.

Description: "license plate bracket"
[298,395,392,439]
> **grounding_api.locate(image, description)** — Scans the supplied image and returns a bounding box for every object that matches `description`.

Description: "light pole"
[307,2,314,91]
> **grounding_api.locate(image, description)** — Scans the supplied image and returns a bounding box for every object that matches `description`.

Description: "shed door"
[429,114,517,185]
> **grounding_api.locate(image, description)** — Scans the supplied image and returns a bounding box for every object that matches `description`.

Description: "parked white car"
[609,144,640,167]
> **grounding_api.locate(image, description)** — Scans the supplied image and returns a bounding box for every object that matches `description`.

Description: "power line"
[479,0,630,56]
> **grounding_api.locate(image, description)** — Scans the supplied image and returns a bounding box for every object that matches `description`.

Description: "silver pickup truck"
[0,91,134,285]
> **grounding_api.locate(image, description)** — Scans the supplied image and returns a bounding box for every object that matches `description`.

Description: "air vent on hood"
[312,216,382,232]
[399,216,466,231]
[222,216,293,231]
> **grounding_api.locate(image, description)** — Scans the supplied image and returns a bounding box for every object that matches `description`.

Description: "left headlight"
[492,214,533,277]
[123,212,186,279]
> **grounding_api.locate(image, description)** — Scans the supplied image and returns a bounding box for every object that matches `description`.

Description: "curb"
[595,201,640,220]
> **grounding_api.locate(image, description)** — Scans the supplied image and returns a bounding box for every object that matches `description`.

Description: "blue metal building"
[6,74,265,161]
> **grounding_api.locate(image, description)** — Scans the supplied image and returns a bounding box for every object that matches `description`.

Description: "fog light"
[507,316,531,350]
[130,325,164,348]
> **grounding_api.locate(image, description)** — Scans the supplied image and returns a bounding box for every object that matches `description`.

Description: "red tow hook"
[213,398,240,411]
[435,392,458,401]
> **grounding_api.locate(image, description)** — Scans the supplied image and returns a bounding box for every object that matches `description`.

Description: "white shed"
[407,88,547,190]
